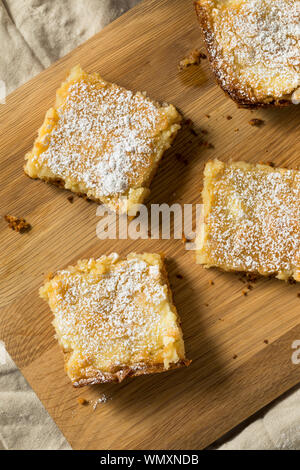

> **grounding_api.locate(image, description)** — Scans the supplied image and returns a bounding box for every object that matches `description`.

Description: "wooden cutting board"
[1,0,300,450]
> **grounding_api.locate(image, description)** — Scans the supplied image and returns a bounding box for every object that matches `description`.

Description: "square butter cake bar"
[40,253,190,387]
[25,65,181,214]
[195,0,300,107]
[196,160,300,281]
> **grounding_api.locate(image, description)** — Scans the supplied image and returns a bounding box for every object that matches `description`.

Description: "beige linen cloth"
[0,0,299,451]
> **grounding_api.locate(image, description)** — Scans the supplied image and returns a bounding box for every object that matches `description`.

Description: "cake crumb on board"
[4,215,31,233]
[249,118,265,127]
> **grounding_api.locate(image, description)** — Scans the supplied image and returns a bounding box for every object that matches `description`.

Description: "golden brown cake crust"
[194,1,300,108]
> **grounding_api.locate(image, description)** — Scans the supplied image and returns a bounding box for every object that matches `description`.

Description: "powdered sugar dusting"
[51,257,171,372]
[204,0,300,101]
[38,78,166,197]
[93,394,109,410]
[203,164,300,277]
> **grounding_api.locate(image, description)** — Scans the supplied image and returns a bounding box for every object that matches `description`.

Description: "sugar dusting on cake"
[37,78,167,197]
[50,257,171,372]
[203,163,300,278]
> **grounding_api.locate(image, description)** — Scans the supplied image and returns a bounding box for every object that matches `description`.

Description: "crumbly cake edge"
[196,159,300,282]
[194,1,297,109]
[40,253,191,387]
[24,65,182,214]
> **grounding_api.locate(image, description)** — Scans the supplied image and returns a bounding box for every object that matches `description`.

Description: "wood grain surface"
[0,0,300,450]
